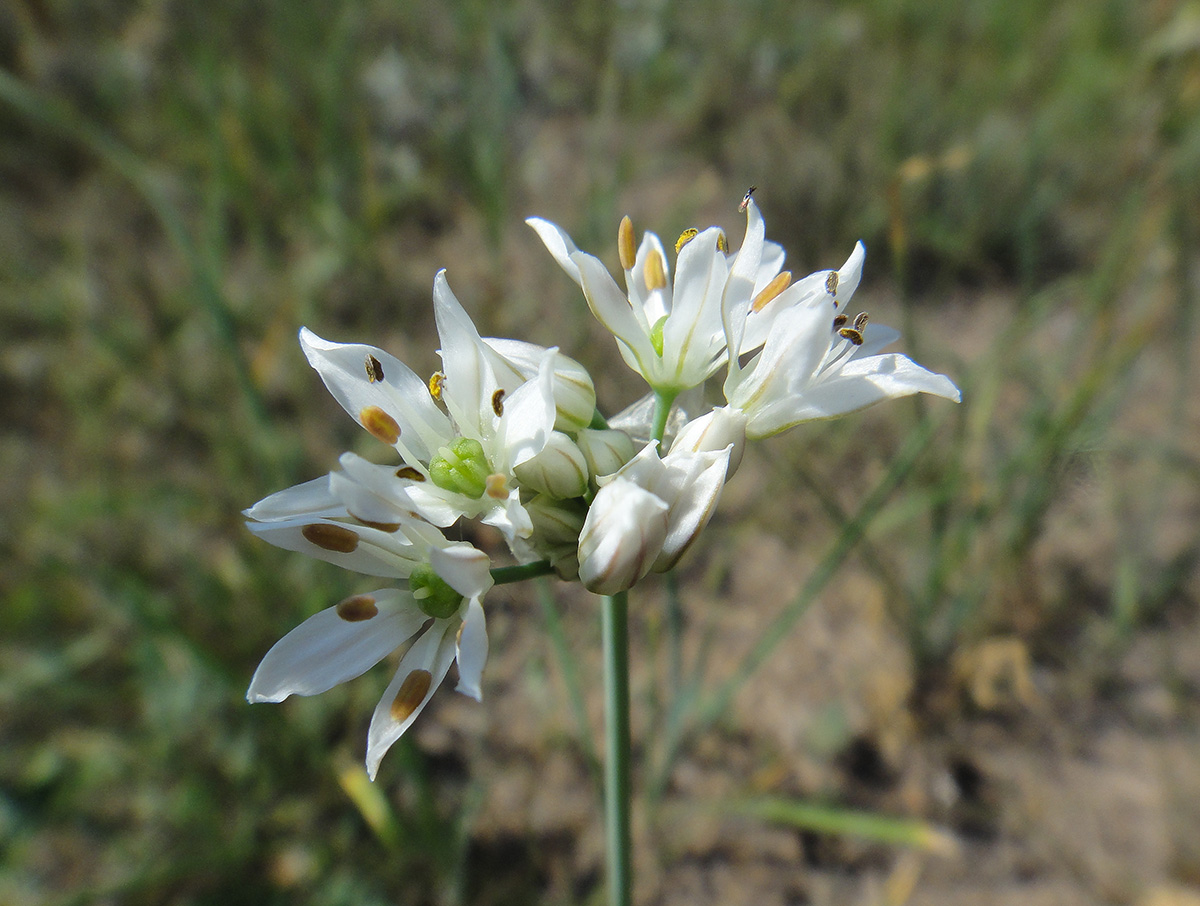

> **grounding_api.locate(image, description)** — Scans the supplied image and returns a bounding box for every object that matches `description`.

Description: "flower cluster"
[246,194,960,777]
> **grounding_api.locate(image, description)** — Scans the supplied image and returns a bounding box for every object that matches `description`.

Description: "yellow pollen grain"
[395,466,426,482]
[853,312,869,331]
[485,473,509,499]
[336,594,378,622]
[428,371,445,402]
[825,271,839,295]
[491,388,505,417]
[618,216,636,271]
[644,250,668,290]
[838,327,864,346]
[360,406,401,445]
[365,354,384,383]
[833,314,848,328]
[675,228,698,254]
[301,522,360,553]
[716,231,729,254]
[390,669,433,722]
[750,270,792,313]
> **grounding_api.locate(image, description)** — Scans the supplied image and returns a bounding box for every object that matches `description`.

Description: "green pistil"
[409,565,464,619]
[429,436,490,498]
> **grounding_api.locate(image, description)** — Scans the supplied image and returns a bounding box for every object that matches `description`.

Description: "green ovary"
[409,565,464,619]
[428,436,491,498]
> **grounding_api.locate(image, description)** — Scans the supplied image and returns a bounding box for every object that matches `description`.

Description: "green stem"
[489,560,555,584]
[650,389,678,447]
[602,591,633,906]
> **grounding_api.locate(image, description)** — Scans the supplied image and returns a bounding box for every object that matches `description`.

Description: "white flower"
[576,434,732,593]
[298,270,561,557]
[528,208,777,394]
[247,545,493,780]
[245,458,496,778]
[577,477,669,594]
[722,203,960,438]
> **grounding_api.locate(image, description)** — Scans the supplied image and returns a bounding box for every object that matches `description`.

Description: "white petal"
[244,476,344,522]
[663,227,728,386]
[498,347,558,469]
[366,621,457,779]
[299,328,449,462]
[578,477,670,595]
[571,251,658,372]
[721,197,767,376]
[835,241,866,305]
[433,271,497,439]
[726,302,829,416]
[748,353,961,436]
[455,596,489,701]
[654,446,731,571]
[428,543,494,599]
[246,517,419,578]
[527,217,583,284]
[247,589,427,703]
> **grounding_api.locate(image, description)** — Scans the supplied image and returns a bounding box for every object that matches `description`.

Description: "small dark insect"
[738,185,758,213]
[365,354,385,383]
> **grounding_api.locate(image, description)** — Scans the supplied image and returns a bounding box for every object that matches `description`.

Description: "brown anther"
[491,388,505,417]
[336,594,378,622]
[485,473,509,499]
[360,406,401,445]
[750,270,792,313]
[675,228,698,254]
[365,354,384,383]
[716,231,729,254]
[838,327,864,346]
[644,249,668,290]
[738,185,757,213]
[825,271,839,295]
[390,669,433,722]
[833,314,849,328]
[853,312,869,331]
[395,466,426,482]
[618,216,637,271]
[354,515,401,532]
[301,522,360,553]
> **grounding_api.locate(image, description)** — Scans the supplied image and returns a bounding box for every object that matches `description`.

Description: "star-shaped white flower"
[298,270,561,557]
[245,456,495,778]
[527,208,781,395]
[721,203,960,437]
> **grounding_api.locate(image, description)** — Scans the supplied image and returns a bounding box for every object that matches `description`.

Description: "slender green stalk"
[650,390,678,450]
[602,591,632,906]
[489,560,555,584]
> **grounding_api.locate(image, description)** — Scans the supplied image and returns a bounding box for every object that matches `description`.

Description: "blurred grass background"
[2,0,1199,904]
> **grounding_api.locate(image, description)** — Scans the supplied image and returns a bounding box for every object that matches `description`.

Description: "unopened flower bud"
[576,428,636,481]
[526,495,587,580]
[669,407,748,478]
[577,478,669,595]
[547,353,598,432]
[513,431,589,499]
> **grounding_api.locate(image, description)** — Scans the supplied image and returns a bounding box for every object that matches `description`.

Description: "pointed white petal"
[654,446,731,571]
[246,517,419,577]
[721,198,767,378]
[663,227,727,386]
[498,347,557,469]
[526,217,584,284]
[571,251,657,371]
[835,241,866,304]
[244,476,344,522]
[365,621,457,779]
[428,543,493,599]
[299,328,449,462]
[433,271,497,439]
[454,596,489,701]
[247,589,427,703]
[748,353,961,436]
